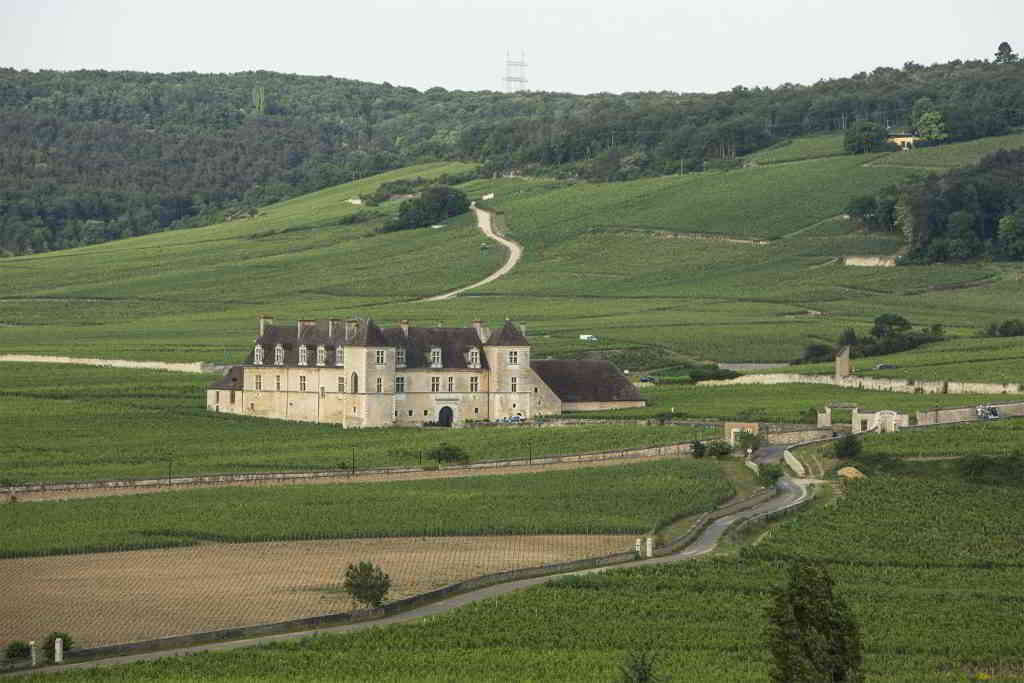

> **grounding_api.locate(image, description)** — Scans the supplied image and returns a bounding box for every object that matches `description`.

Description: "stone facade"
[208,317,644,427]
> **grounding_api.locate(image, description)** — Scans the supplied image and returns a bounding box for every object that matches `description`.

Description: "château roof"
[530,360,643,404]
[380,326,491,370]
[486,319,529,347]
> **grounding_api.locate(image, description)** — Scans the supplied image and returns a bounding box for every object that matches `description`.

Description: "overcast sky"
[2,0,1021,94]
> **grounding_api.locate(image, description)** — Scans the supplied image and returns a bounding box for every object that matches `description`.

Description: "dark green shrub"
[427,442,469,464]
[691,440,707,459]
[342,562,391,609]
[4,640,30,660]
[705,441,733,458]
[833,434,862,459]
[759,463,784,487]
[42,632,73,661]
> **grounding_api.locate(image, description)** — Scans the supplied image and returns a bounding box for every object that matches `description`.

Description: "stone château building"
[207,317,645,427]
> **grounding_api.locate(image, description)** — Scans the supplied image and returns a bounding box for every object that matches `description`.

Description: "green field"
[744,132,847,164]
[789,335,1024,383]
[571,382,1007,424]
[2,134,1024,369]
[33,447,1024,681]
[0,363,716,484]
[0,459,734,558]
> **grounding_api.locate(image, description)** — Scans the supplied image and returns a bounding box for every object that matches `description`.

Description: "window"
[469,349,480,367]
[376,349,386,366]
[230,390,236,404]
[316,346,326,366]
[274,345,284,365]
[299,376,307,392]
[470,376,479,392]
[215,391,220,405]
[320,386,326,399]
[474,407,479,414]
[336,348,345,367]
[253,345,264,365]
[298,345,309,366]
[408,410,413,416]
[338,376,345,393]
[430,348,442,367]
[424,410,429,416]
[275,375,281,391]
[376,377,383,393]
[395,376,406,393]
[431,376,440,392]
[508,350,519,365]
[447,376,454,392]
[255,376,262,392]
[510,376,518,393]
[396,348,406,366]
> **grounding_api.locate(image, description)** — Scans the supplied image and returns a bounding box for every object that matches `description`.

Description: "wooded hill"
[2,54,1024,255]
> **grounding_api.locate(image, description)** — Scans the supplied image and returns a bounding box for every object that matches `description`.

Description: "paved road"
[10,478,809,677]
[419,205,523,302]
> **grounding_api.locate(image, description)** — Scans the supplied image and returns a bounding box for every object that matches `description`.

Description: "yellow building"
[207,317,644,427]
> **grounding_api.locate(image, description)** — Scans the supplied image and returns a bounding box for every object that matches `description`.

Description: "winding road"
[419,205,523,302]
[11,477,809,677]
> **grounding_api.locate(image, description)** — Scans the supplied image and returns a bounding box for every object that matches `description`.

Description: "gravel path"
[419,205,522,302]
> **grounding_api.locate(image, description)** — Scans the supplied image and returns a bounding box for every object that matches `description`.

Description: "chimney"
[345,318,360,339]
[472,319,484,342]
[519,322,527,337]
[328,318,341,337]
[400,319,409,336]
[297,319,315,339]
[259,316,274,336]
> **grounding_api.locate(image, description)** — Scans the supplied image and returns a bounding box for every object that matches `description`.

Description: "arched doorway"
[438,406,454,427]
[350,372,359,394]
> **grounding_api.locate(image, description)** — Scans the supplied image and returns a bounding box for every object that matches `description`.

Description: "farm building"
[207,317,644,427]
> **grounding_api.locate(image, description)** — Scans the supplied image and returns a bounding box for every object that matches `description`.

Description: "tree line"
[2,47,1024,255]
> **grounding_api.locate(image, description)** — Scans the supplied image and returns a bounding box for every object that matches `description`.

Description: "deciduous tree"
[342,561,391,608]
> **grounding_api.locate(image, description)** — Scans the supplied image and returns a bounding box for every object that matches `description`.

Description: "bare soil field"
[11,453,679,503]
[0,535,629,648]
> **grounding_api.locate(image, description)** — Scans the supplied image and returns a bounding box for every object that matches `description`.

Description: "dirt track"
[0,535,628,648]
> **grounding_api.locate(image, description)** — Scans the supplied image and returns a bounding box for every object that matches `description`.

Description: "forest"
[2,51,1024,255]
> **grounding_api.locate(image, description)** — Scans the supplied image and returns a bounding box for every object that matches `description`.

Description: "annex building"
[207,317,645,427]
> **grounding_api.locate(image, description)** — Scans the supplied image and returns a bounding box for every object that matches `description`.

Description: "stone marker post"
[29,641,36,667]
[645,537,654,558]
[54,638,63,664]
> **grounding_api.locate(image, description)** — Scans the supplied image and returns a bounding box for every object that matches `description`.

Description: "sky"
[1,0,1022,94]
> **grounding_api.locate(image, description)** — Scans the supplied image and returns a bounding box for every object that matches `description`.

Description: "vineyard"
[0,363,715,483]
[27,445,1024,681]
[0,132,1022,369]
[744,132,846,164]
[0,459,733,558]
[857,418,1024,459]
[566,382,1006,423]
[29,471,1024,681]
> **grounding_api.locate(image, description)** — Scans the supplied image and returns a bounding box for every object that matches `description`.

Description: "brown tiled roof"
[380,326,489,370]
[486,320,528,346]
[208,366,244,390]
[531,360,643,403]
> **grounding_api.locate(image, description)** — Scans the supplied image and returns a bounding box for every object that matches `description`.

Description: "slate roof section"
[530,359,644,404]
[380,326,489,370]
[486,319,529,347]
[209,366,244,390]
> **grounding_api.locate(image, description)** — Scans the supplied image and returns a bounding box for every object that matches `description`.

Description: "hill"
[3,56,1024,255]
[2,133,1024,367]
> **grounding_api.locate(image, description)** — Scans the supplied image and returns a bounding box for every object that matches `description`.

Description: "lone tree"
[766,561,864,683]
[995,41,1019,64]
[342,561,391,608]
[843,121,889,154]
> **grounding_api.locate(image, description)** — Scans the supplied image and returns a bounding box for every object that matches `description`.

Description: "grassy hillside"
[1,134,1023,368]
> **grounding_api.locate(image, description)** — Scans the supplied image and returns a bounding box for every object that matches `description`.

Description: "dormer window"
[396,348,406,367]
[298,345,309,366]
[336,348,345,367]
[375,349,386,366]
[253,345,264,366]
[508,350,519,365]
[274,345,284,366]
[316,346,326,366]
[469,348,480,368]
[430,348,442,368]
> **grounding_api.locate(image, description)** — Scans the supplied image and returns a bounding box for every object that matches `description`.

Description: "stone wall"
[562,400,647,411]
[843,255,898,267]
[700,373,1021,396]
[915,401,1024,426]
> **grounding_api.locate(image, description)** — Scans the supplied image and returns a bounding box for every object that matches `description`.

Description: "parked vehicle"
[976,405,1000,419]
